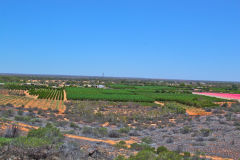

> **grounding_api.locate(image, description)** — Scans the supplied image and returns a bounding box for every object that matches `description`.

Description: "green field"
[65,85,225,107]
[65,87,154,102]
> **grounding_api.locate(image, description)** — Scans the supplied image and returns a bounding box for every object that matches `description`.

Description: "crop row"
[29,89,64,100]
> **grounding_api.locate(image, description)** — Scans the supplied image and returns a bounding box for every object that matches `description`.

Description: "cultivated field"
[66,86,225,107]
[0,94,66,113]
[29,88,64,100]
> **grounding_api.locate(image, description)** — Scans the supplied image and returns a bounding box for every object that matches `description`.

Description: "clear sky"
[0,0,239,81]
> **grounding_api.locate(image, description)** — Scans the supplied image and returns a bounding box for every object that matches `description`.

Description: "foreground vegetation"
[115,146,206,160]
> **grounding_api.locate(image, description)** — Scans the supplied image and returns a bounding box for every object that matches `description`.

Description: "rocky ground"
[0,101,240,160]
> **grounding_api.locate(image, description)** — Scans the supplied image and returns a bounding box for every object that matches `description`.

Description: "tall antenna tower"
[102,73,104,78]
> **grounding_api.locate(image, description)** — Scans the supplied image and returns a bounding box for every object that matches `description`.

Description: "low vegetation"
[115,146,205,160]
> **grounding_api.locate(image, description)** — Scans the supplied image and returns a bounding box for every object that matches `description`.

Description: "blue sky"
[0,0,239,81]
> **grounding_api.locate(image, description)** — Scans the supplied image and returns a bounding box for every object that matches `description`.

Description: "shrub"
[82,126,93,135]
[17,110,23,116]
[165,103,186,114]
[2,109,14,117]
[183,152,191,157]
[180,126,192,134]
[234,121,240,126]
[115,141,127,149]
[37,109,43,115]
[115,147,200,160]
[108,130,121,138]
[119,127,130,134]
[11,123,63,149]
[27,123,64,144]
[13,137,51,148]
[129,150,157,160]
[157,150,183,160]
[70,122,79,129]
[15,116,31,122]
[200,129,211,137]
[6,103,14,107]
[5,125,20,138]
[141,137,153,144]
[95,127,108,137]
[114,155,126,160]
[166,137,174,143]
[208,137,217,141]
[157,146,168,154]
[82,127,108,138]
[130,143,155,152]
[55,121,69,127]
[0,137,12,147]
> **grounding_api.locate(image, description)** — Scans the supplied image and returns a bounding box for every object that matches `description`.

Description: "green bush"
[165,103,186,114]
[27,123,64,144]
[200,129,211,137]
[114,155,126,160]
[141,137,153,144]
[119,127,130,134]
[118,148,187,160]
[183,152,191,157]
[130,143,155,152]
[180,126,192,134]
[156,146,168,154]
[115,141,127,149]
[157,151,183,160]
[82,127,108,138]
[129,150,157,160]
[70,122,79,128]
[17,110,23,116]
[15,116,31,122]
[11,123,63,149]
[12,137,50,148]
[0,137,12,147]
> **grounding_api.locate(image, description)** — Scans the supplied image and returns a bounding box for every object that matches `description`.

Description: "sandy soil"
[186,107,212,116]
[65,134,139,148]
[63,90,67,101]
[154,101,165,106]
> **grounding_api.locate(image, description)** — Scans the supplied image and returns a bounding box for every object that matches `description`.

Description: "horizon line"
[0,72,239,83]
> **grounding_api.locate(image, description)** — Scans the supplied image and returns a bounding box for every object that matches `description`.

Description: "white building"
[96,85,105,89]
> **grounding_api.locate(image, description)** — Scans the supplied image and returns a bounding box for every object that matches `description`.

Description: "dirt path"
[153,101,212,116]
[202,156,232,160]
[63,90,67,101]
[65,134,138,147]
[154,101,164,106]
[186,107,212,116]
